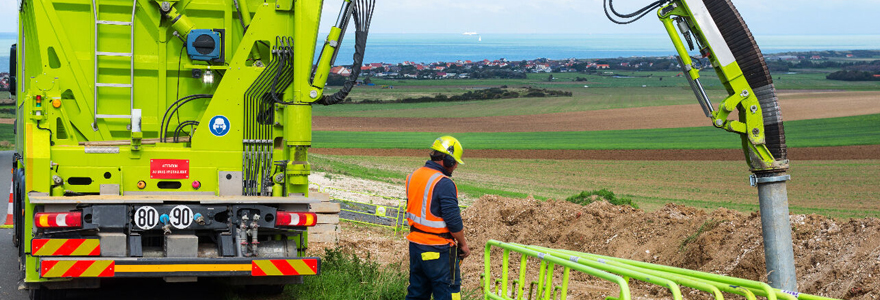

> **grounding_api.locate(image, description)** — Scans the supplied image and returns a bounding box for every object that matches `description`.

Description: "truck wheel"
[28,287,65,300]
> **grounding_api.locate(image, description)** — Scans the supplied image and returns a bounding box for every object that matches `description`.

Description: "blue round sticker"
[209,115,230,137]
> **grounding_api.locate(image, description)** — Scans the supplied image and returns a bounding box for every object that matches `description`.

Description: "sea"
[1,33,880,71]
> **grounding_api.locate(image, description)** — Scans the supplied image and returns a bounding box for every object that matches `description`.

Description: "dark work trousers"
[406,242,462,300]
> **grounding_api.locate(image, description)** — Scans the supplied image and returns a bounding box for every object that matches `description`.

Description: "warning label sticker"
[150,159,190,179]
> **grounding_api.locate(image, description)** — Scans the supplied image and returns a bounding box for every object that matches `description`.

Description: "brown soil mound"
[312,145,880,160]
[460,195,880,299]
[314,91,880,133]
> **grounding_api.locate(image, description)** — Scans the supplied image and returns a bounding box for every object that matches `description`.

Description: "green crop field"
[311,154,880,219]
[315,71,880,118]
[0,124,13,150]
[312,113,880,150]
[364,71,880,91]
[314,86,727,118]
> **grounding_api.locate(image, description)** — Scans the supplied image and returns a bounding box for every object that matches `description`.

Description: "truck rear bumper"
[39,257,320,278]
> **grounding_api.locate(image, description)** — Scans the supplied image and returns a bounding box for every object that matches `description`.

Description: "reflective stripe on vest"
[406,172,447,229]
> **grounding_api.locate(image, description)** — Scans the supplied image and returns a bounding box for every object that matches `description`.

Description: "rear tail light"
[35,212,83,228]
[275,212,317,227]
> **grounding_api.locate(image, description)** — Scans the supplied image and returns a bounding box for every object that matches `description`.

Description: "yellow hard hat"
[430,136,464,165]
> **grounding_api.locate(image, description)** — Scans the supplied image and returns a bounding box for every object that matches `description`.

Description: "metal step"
[96,20,132,26]
[96,51,132,57]
[96,83,132,88]
[96,114,132,119]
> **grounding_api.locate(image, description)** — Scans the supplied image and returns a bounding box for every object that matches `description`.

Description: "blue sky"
[1,0,879,35]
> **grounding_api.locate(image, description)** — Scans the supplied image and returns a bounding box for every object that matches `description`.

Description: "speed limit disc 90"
[169,205,194,229]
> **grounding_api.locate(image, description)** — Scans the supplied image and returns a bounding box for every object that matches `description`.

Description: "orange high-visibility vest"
[405,167,457,245]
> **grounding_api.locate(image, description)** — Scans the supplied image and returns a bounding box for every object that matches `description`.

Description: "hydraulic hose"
[604,0,669,24]
[702,0,786,161]
[317,0,375,105]
[161,94,213,142]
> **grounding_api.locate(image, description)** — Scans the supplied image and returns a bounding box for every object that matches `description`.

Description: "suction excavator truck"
[9,0,801,296]
[604,0,797,291]
[10,0,373,298]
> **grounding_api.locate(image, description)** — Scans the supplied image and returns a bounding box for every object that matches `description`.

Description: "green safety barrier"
[310,182,408,233]
[483,240,841,300]
[309,181,468,234]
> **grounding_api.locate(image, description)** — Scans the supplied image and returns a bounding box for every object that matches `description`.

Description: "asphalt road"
[0,151,270,300]
[0,151,27,300]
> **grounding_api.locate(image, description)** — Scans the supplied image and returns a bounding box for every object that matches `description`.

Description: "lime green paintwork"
[16,0,349,283]
[658,1,783,172]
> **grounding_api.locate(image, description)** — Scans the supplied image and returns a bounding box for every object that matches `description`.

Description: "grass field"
[363,71,880,91]
[315,71,880,118]
[312,113,880,150]
[311,154,880,219]
[0,123,13,150]
[315,86,729,118]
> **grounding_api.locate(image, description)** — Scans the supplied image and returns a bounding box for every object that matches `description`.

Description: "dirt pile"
[460,195,880,299]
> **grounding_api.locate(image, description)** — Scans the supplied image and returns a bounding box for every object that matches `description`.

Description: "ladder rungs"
[96,83,133,88]
[96,20,132,26]
[97,51,132,57]
[96,114,132,119]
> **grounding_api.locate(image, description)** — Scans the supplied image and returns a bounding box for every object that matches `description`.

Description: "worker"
[405,136,470,300]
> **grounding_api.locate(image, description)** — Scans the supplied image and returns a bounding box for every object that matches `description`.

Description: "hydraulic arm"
[604,0,796,291]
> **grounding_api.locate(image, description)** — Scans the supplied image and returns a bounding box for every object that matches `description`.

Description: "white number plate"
[169,205,194,229]
[134,206,159,230]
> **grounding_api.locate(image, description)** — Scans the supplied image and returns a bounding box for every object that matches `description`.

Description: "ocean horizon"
[2,33,879,71]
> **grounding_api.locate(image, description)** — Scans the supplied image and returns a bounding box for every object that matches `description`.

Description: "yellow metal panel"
[288,259,316,275]
[33,239,65,256]
[42,261,76,278]
[253,260,283,276]
[70,240,101,256]
[79,261,114,277]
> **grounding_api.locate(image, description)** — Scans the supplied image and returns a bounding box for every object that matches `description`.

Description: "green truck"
[9,0,372,298]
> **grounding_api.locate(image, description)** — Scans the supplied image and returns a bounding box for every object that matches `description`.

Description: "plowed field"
[311,145,880,160]
[314,91,880,132]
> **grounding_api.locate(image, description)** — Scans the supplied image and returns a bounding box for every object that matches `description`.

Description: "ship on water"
[463,31,478,35]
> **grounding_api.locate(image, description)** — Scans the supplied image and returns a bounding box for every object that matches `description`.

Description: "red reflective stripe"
[88,245,101,256]
[40,260,59,277]
[55,239,86,256]
[270,260,297,275]
[303,259,318,273]
[32,239,49,253]
[252,263,267,276]
[61,260,94,277]
[98,262,115,277]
